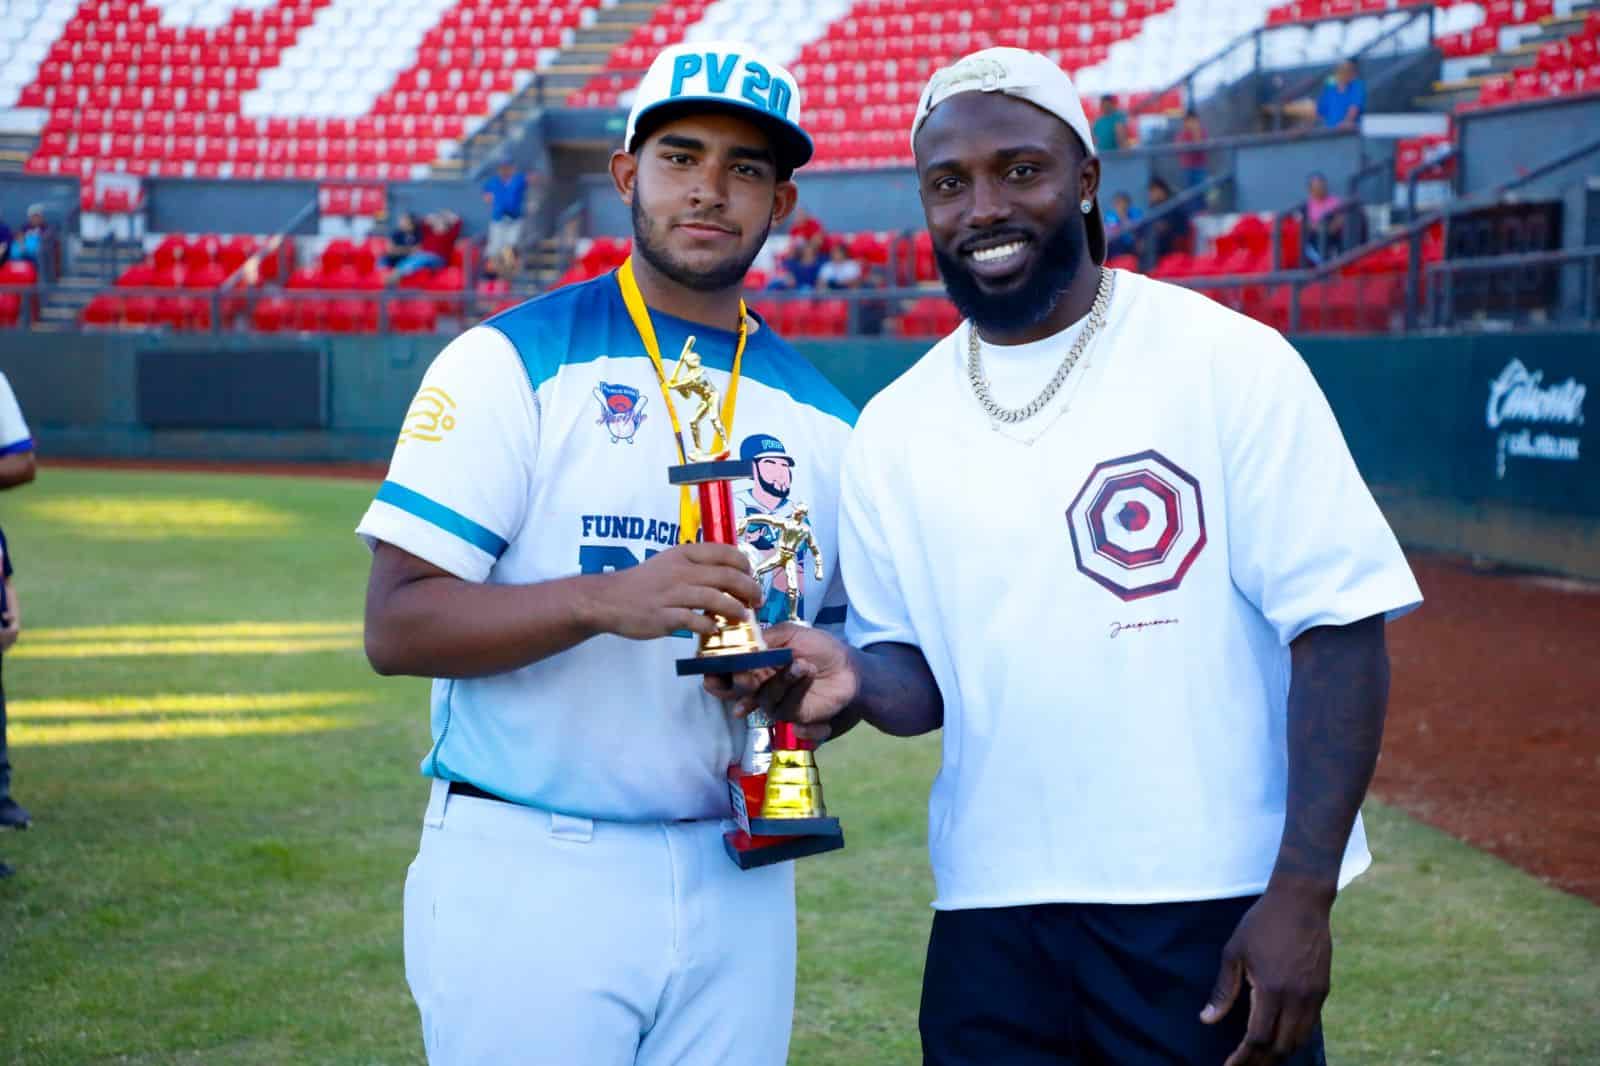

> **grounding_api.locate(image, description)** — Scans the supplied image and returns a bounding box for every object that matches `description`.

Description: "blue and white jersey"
[357,274,857,823]
[0,372,33,456]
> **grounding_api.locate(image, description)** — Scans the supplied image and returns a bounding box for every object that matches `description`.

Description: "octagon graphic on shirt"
[1066,449,1207,601]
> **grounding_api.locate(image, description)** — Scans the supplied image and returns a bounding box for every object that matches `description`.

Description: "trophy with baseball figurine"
[665,338,792,678]
[661,336,844,869]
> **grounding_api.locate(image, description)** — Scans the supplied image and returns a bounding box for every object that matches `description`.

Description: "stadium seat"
[19,0,606,178]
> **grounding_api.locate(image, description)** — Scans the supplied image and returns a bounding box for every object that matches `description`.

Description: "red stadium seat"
[391,298,439,334]
[0,261,39,287]
[82,293,123,326]
[252,296,292,333]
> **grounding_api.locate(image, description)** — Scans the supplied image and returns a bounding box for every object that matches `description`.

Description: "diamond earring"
[1080,199,1092,214]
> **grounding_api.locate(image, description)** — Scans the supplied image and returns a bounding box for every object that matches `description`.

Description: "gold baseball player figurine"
[737,502,823,623]
[664,336,727,460]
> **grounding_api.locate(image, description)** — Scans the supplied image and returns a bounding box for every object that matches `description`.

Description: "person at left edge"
[357,40,856,1066]
[0,369,36,844]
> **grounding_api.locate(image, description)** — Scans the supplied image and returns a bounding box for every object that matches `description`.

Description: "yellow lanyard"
[617,256,747,544]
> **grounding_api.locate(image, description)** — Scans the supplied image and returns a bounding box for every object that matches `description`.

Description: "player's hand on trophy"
[704,623,858,740]
[587,542,762,641]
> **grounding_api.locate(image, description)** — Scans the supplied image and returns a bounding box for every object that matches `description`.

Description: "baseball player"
[710,49,1422,1065]
[0,370,36,846]
[357,41,854,1066]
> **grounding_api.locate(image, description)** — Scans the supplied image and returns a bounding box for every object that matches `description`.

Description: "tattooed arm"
[1201,613,1390,1065]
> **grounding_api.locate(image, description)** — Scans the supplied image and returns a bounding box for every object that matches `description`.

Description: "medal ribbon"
[616,255,748,544]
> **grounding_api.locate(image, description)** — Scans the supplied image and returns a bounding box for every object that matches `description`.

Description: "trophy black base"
[749,814,844,838]
[675,647,792,676]
[723,827,846,870]
[669,459,750,485]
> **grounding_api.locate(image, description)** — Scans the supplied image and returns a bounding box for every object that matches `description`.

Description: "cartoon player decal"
[734,433,810,623]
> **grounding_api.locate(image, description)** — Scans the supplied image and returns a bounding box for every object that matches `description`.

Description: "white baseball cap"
[911,47,1106,264]
[626,42,813,174]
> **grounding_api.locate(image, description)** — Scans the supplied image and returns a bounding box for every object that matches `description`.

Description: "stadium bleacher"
[12,0,596,180]
[0,0,1594,339]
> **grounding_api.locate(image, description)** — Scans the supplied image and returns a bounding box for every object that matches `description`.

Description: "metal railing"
[6,246,1597,338]
[6,281,548,336]
[1405,142,1459,217]
[1424,246,1600,329]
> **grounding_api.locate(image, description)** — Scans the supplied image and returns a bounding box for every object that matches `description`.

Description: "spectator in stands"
[1104,191,1142,258]
[382,212,421,269]
[787,205,824,251]
[389,210,461,282]
[1142,176,1192,261]
[14,206,49,267]
[1316,59,1366,129]
[1175,110,1209,189]
[817,242,863,290]
[0,213,11,267]
[1092,94,1128,152]
[768,238,824,290]
[1303,171,1348,265]
[482,160,529,278]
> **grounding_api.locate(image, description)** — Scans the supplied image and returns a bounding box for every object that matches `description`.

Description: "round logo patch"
[1066,450,1207,601]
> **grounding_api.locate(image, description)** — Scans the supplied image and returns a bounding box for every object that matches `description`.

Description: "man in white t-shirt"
[358,42,855,1066]
[710,48,1421,1066]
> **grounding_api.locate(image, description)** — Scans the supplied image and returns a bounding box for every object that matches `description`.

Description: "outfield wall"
[3,330,1595,578]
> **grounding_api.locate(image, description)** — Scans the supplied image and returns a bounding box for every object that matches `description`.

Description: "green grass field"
[1,468,1596,1065]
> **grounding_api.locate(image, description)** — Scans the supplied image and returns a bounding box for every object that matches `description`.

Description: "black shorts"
[920,896,1328,1066]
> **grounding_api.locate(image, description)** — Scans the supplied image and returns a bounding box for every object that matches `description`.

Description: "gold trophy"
[665,337,792,678]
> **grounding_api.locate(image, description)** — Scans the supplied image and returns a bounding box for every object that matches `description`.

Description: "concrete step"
[1414,84,1486,111]
[1482,46,1543,73]
[582,27,637,44]
[535,70,599,90]
[546,54,607,70]
[595,1,661,23]
[1429,68,1510,93]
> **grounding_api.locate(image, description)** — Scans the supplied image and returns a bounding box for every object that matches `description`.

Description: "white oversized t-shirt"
[840,269,1421,908]
[356,274,856,823]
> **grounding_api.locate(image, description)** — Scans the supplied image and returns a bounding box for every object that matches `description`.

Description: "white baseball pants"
[403,777,796,1066]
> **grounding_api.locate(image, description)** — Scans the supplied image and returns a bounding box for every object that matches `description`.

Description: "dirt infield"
[40,459,1600,903]
[1380,554,1600,904]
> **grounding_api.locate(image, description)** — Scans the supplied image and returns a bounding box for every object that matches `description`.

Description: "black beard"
[933,210,1086,334]
[755,470,791,501]
[631,191,769,294]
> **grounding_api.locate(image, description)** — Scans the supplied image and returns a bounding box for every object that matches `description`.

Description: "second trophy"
[662,336,844,869]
